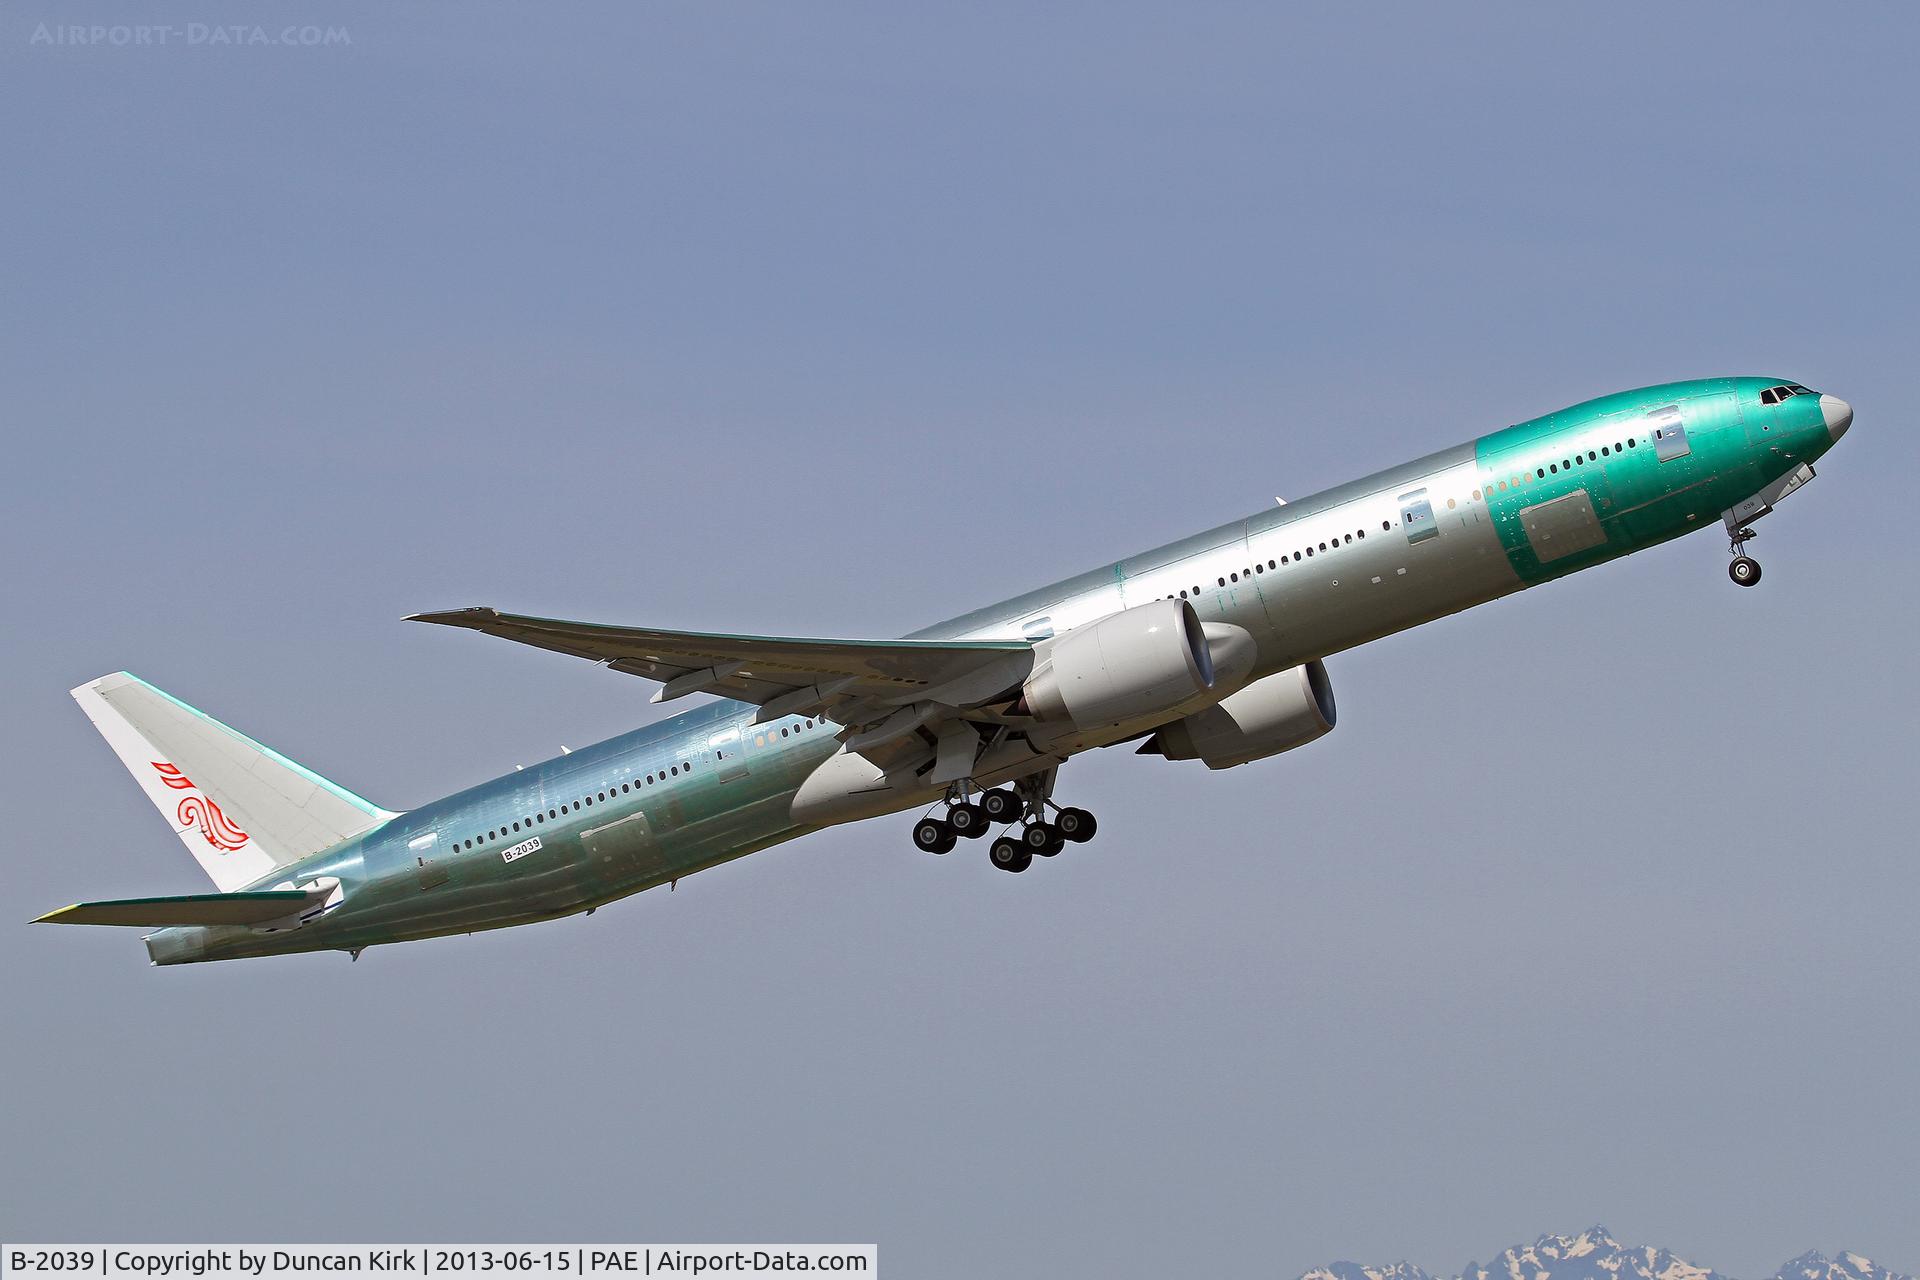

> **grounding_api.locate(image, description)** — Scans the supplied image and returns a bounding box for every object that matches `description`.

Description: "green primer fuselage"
[148,376,1843,964]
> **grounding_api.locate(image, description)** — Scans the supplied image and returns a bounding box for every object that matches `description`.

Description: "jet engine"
[1138,660,1336,769]
[1020,598,1226,735]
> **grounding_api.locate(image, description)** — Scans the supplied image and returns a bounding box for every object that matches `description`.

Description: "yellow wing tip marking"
[34,904,85,924]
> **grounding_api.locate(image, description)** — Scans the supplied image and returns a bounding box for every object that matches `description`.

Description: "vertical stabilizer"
[71,672,397,892]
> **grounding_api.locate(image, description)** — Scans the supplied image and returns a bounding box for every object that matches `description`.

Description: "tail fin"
[71,672,398,892]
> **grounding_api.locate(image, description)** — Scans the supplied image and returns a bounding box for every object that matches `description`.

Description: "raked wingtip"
[406,607,497,626]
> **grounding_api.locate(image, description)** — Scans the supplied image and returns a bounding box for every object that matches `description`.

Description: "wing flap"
[36,890,320,928]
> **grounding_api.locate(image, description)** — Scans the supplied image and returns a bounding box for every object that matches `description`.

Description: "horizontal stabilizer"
[35,889,324,929]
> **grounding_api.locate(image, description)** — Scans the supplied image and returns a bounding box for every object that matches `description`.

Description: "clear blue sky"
[3,5,1915,1278]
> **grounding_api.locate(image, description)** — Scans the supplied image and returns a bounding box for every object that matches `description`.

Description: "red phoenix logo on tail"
[150,761,250,852]
[151,761,193,790]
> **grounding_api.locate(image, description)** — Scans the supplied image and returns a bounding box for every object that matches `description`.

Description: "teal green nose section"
[1473,377,1838,587]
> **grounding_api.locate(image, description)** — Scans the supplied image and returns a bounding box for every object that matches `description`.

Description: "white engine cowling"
[1021,598,1218,733]
[1141,660,1336,769]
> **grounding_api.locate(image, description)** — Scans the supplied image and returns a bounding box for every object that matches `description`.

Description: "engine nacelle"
[1021,598,1220,734]
[1140,660,1336,769]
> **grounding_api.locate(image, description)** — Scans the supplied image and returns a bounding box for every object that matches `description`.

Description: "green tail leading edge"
[40,376,1852,964]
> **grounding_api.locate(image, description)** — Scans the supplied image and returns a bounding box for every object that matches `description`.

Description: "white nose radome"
[1820,394,1853,442]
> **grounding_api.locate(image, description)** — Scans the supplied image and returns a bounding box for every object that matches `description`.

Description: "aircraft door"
[580,808,672,885]
[1733,386,1766,452]
[1649,404,1692,462]
[707,727,749,783]
[1398,489,1438,544]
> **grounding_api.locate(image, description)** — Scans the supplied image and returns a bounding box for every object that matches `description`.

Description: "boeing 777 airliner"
[39,377,1853,964]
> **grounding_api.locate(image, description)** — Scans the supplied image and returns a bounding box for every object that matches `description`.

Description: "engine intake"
[1140,660,1336,769]
[1021,599,1217,733]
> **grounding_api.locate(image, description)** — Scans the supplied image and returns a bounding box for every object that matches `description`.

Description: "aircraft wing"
[407,609,1038,770]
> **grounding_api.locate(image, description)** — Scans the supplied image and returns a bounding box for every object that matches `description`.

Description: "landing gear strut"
[1726,522,1762,587]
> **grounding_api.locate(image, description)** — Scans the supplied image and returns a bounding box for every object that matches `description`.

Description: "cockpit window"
[1760,383,1814,405]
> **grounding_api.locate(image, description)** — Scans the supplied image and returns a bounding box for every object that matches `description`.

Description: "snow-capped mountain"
[1297,1227,1911,1280]
[1462,1225,1721,1280]
[1300,1264,1442,1280]
[1774,1251,1912,1280]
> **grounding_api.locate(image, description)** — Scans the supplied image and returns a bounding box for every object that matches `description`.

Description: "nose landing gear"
[1721,462,1820,589]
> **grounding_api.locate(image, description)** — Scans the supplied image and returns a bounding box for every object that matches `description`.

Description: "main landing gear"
[913,772,1098,873]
